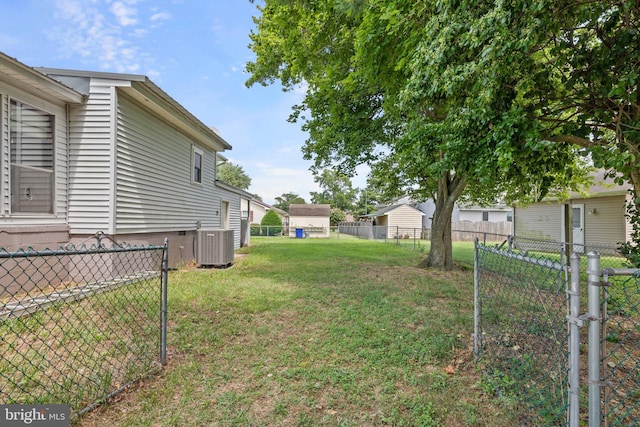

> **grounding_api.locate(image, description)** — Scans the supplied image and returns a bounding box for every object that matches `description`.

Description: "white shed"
[288,204,330,238]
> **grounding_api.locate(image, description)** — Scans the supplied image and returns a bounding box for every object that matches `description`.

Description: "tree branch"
[545,134,596,147]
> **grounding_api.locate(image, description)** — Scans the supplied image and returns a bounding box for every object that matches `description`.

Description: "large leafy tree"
[217,162,252,190]
[273,193,306,213]
[354,181,392,217]
[310,169,358,212]
[526,1,639,192]
[246,0,587,269]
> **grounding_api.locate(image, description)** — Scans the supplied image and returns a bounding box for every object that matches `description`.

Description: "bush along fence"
[0,233,168,422]
[250,225,287,236]
[474,239,640,426]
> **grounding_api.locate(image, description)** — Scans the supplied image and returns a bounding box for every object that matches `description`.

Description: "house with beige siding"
[248,199,289,227]
[0,52,246,267]
[289,204,330,238]
[368,204,425,238]
[514,170,632,252]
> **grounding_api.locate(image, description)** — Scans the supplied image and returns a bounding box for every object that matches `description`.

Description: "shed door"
[572,204,585,252]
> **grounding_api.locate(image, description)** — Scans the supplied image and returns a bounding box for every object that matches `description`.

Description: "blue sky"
[0,0,368,205]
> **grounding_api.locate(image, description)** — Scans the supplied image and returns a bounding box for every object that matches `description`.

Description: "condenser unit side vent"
[197,229,234,267]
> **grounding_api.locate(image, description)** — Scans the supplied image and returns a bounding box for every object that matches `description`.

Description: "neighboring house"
[416,199,512,229]
[215,179,254,248]
[454,203,513,223]
[215,153,253,247]
[289,204,330,238]
[247,199,289,227]
[0,52,245,267]
[514,169,632,251]
[366,203,425,237]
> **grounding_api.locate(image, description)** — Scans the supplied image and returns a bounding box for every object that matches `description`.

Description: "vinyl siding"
[251,203,268,224]
[115,93,221,234]
[514,203,563,241]
[1,93,8,216]
[387,205,423,230]
[290,215,330,228]
[458,210,510,223]
[67,80,116,234]
[582,195,627,245]
[0,79,69,225]
[215,189,242,248]
[515,196,628,246]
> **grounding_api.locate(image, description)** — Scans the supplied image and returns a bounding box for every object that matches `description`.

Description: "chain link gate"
[474,240,569,425]
[475,240,640,426]
[0,233,168,421]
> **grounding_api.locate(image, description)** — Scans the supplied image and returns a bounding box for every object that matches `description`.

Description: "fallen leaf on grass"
[445,365,455,375]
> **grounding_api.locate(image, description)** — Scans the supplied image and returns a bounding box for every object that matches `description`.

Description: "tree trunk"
[421,172,467,270]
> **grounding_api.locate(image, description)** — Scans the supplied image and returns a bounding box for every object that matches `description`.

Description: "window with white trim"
[192,146,203,184]
[10,100,55,214]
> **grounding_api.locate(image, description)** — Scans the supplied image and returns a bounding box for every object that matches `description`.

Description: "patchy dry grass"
[80,238,517,426]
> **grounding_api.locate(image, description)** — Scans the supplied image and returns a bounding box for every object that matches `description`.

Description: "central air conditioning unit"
[197,229,234,267]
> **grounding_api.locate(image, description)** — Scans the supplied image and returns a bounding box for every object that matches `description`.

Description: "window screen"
[10,100,54,214]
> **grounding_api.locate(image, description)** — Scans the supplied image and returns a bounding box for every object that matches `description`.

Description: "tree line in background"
[244,0,638,270]
[218,160,388,225]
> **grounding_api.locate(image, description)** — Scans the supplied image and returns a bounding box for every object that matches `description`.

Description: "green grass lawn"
[80,238,517,426]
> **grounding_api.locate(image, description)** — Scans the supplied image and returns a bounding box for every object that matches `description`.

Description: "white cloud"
[49,0,156,74]
[132,28,148,37]
[110,1,138,26]
[150,12,170,22]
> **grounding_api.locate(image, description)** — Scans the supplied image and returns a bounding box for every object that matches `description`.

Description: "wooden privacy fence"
[451,221,512,241]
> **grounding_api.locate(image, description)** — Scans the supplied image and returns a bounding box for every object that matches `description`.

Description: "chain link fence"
[475,242,569,425]
[475,240,639,426]
[599,266,640,426]
[0,233,168,421]
[338,224,510,250]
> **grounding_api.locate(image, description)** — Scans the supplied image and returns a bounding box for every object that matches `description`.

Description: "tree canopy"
[217,162,252,190]
[310,169,358,212]
[273,193,306,213]
[247,0,637,269]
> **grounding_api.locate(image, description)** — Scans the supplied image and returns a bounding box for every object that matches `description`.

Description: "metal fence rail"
[475,241,640,426]
[0,234,168,421]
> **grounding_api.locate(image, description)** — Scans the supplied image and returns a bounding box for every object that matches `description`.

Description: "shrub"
[261,210,283,236]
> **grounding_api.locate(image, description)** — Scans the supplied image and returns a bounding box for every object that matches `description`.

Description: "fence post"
[568,252,581,427]
[473,238,480,359]
[587,251,602,427]
[161,238,169,366]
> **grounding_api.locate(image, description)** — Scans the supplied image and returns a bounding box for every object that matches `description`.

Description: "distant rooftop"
[289,204,330,217]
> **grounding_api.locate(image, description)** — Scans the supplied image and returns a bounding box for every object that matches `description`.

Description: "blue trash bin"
[295,228,303,238]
